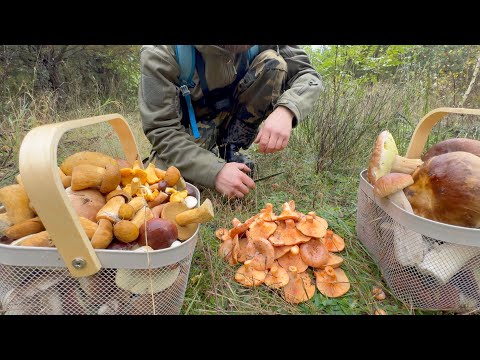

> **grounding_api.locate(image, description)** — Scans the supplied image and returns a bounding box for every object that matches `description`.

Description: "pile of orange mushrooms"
[216,201,351,304]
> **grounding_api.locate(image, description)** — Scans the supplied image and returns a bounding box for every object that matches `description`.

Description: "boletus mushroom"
[422,138,480,162]
[367,130,423,184]
[60,151,118,176]
[66,187,106,222]
[138,218,178,250]
[91,219,114,249]
[373,173,414,198]
[4,216,45,240]
[0,184,35,224]
[283,266,316,304]
[404,151,480,228]
[314,266,350,298]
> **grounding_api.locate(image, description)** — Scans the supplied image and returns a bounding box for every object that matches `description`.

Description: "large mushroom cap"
[321,230,345,252]
[278,245,308,273]
[277,219,311,246]
[373,173,414,198]
[264,261,289,289]
[314,266,350,298]
[321,253,344,269]
[100,164,121,194]
[296,214,327,238]
[404,151,480,228]
[299,238,329,268]
[367,130,399,184]
[276,202,301,221]
[234,260,266,287]
[161,201,197,240]
[248,218,277,240]
[283,266,316,304]
[274,245,293,259]
[422,138,480,162]
[245,237,275,271]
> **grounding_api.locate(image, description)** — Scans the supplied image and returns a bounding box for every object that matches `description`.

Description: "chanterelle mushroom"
[314,266,350,298]
[283,266,316,304]
[245,237,275,271]
[234,260,266,287]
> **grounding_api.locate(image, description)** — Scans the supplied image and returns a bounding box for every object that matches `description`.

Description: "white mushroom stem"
[391,156,423,174]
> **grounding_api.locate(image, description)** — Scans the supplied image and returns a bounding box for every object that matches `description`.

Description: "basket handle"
[405,107,480,158]
[19,114,141,278]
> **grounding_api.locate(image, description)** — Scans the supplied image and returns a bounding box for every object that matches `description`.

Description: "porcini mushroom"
[234,259,266,287]
[367,130,423,184]
[164,166,181,187]
[321,230,345,252]
[283,266,316,304]
[91,219,114,249]
[138,218,178,250]
[422,138,480,161]
[113,220,140,243]
[60,151,118,176]
[277,245,308,273]
[404,151,480,228]
[314,266,350,298]
[0,184,35,224]
[96,194,126,223]
[264,262,289,289]
[245,237,275,271]
[70,163,121,193]
[16,231,54,247]
[373,173,414,199]
[161,202,197,241]
[4,216,45,240]
[66,187,106,222]
[299,238,329,268]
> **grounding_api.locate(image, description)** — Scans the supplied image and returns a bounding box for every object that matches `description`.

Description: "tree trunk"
[460,53,480,107]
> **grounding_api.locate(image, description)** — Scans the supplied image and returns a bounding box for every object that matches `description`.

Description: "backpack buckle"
[180,84,190,97]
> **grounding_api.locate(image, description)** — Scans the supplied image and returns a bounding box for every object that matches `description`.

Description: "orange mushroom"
[314,266,350,298]
[268,221,286,246]
[218,234,239,266]
[283,266,316,304]
[258,203,277,222]
[296,214,327,238]
[215,228,230,241]
[319,253,344,269]
[299,238,329,268]
[233,236,249,263]
[234,259,266,287]
[321,230,345,252]
[264,261,289,289]
[248,218,277,240]
[307,211,328,231]
[276,202,300,222]
[245,237,275,271]
[277,245,308,273]
[229,214,258,238]
[274,245,293,259]
[276,219,310,246]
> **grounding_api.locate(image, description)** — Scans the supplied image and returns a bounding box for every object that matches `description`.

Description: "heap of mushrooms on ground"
[216,201,351,304]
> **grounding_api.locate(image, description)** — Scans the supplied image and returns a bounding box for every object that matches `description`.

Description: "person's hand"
[254,106,294,154]
[215,162,256,199]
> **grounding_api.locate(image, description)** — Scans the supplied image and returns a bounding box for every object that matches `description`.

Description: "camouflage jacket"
[139,45,323,189]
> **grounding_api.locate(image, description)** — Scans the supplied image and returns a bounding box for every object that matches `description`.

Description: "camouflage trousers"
[190,49,287,151]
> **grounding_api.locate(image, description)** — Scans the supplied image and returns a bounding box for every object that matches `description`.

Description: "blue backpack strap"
[247,45,260,64]
[174,45,200,139]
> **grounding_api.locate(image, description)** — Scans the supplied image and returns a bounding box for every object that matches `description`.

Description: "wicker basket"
[0,114,199,315]
[356,107,480,313]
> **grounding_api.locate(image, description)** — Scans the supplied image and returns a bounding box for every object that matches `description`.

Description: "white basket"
[0,114,199,315]
[356,107,480,313]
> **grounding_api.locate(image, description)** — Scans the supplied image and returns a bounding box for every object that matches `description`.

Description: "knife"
[253,171,285,183]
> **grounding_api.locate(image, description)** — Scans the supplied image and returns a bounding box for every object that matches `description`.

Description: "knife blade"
[253,171,285,183]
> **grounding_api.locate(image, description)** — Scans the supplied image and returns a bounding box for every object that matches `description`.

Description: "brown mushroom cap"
[299,238,329,268]
[373,173,414,198]
[100,164,121,194]
[264,262,289,289]
[321,230,345,252]
[277,245,308,273]
[277,219,311,246]
[234,260,266,287]
[161,201,197,240]
[422,138,480,162]
[105,189,131,203]
[296,215,327,238]
[314,266,350,298]
[113,220,140,243]
[276,202,300,221]
[283,266,316,304]
[248,218,277,240]
[245,237,275,271]
[60,151,118,176]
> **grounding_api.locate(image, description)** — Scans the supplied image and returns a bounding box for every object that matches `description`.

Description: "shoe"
[219,144,256,178]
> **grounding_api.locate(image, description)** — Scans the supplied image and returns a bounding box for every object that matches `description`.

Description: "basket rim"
[358,169,480,246]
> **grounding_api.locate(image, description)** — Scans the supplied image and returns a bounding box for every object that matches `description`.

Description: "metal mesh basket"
[0,114,200,315]
[356,108,480,313]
